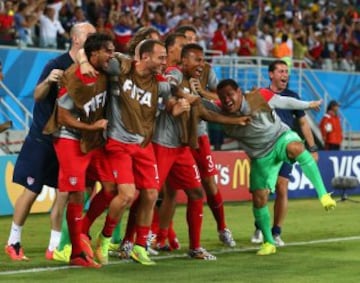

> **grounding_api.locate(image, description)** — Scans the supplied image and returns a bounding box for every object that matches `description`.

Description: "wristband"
[308,145,318,152]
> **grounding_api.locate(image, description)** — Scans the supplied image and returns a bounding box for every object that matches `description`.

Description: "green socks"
[111,221,122,244]
[253,206,274,244]
[295,151,327,198]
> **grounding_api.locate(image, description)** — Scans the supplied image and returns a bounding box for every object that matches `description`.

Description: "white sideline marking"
[1,235,360,276]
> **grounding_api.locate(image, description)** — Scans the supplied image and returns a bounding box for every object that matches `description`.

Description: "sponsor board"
[1,151,360,215]
[176,150,360,203]
[0,155,55,216]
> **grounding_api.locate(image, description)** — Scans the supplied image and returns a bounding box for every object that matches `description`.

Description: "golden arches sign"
[232,159,250,189]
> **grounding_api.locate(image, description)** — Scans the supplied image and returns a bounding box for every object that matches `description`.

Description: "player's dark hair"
[217,79,239,92]
[164,32,186,51]
[127,26,160,56]
[268,59,287,72]
[181,43,203,59]
[84,33,113,59]
[175,25,197,35]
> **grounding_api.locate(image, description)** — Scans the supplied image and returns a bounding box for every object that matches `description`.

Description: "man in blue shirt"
[5,22,96,261]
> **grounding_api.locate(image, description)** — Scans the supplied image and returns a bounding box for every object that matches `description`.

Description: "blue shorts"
[12,134,58,194]
[278,162,293,179]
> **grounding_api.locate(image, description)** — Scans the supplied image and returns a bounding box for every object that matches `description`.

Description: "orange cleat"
[80,234,94,258]
[5,242,29,261]
[70,252,101,268]
[169,237,181,250]
[45,249,54,260]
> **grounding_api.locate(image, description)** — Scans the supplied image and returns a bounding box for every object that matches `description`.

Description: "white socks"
[8,221,22,246]
[48,230,61,251]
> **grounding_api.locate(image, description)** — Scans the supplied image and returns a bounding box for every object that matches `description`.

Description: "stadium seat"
[331,176,360,203]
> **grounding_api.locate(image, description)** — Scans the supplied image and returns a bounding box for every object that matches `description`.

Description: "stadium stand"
[0,0,359,153]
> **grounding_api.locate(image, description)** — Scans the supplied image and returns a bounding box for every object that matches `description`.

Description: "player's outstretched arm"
[308,100,322,111]
[57,106,108,131]
[199,105,251,126]
[269,94,322,111]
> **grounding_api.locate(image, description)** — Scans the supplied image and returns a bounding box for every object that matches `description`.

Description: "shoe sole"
[80,235,94,258]
[108,250,120,257]
[5,247,29,261]
[130,252,156,265]
[70,260,101,268]
[95,250,109,265]
[256,249,276,256]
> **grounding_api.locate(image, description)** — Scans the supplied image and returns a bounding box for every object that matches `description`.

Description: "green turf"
[1,197,360,283]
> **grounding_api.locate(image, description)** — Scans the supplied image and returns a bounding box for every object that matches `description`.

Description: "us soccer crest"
[27,176,34,186]
[69,177,78,186]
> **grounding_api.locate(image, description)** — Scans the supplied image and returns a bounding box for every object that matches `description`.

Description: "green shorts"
[250,130,302,193]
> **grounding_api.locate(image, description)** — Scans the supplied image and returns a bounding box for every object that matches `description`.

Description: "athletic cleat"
[46,246,71,263]
[108,242,120,257]
[256,242,276,256]
[130,245,156,265]
[5,242,29,261]
[273,234,285,247]
[219,228,236,248]
[118,240,133,259]
[70,252,101,268]
[188,247,217,260]
[147,232,157,247]
[94,232,111,264]
[320,193,336,211]
[156,243,172,251]
[251,229,263,244]
[45,249,54,260]
[147,246,159,256]
[52,244,72,263]
[80,233,94,258]
[169,237,181,250]
[146,232,159,255]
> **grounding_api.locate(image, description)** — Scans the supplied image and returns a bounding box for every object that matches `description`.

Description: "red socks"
[135,225,150,247]
[82,189,114,235]
[122,197,139,243]
[67,202,83,257]
[102,215,118,238]
[207,191,226,231]
[187,198,203,250]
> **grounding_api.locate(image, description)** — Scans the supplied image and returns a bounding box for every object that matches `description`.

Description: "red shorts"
[86,147,115,184]
[153,143,201,190]
[190,135,218,178]
[105,138,159,190]
[53,138,113,192]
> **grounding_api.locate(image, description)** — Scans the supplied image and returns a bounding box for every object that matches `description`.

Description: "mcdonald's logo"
[232,159,250,189]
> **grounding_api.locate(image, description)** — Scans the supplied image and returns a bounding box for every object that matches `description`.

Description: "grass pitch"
[1,197,360,283]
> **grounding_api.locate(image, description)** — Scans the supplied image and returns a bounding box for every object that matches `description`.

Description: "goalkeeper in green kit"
[213,79,336,256]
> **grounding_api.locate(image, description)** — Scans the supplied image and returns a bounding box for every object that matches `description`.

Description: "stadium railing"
[204,53,354,150]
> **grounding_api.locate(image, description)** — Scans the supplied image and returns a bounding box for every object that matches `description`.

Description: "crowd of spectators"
[0,0,359,72]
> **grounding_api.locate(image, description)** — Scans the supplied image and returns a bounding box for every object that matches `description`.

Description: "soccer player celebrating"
[44,33,115,268]
[79,39,173,266]
[175,25,236,247]
[251,60,319,246]
[154,43,249,259]
[216,79,336,255]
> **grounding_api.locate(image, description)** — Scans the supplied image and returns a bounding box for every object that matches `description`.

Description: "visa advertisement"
[0,150,359,216]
